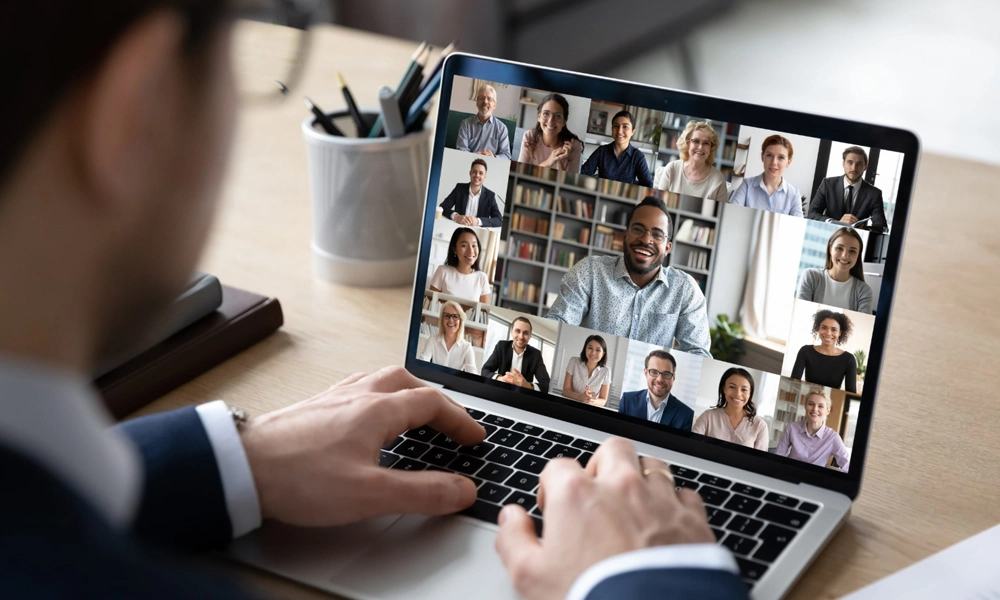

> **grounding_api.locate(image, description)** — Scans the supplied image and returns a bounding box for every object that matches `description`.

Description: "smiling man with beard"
[547,196,711,356]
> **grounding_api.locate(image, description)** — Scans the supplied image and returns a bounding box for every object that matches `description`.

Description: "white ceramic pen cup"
[302,110,430,287]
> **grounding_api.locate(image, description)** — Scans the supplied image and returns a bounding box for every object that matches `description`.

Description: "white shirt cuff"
[195,400,262,538]
[565,544,738,600]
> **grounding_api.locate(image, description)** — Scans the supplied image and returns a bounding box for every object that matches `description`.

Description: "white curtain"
[739,211,800,343]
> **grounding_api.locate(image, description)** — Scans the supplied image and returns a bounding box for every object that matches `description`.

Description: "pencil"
[366,41,428,138]
[304,97,343,136]
[419,40,457,93]
[404,68,442,132]
[337,72,369,137]
[397,45,431,117]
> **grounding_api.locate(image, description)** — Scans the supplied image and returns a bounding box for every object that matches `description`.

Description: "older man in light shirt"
[455,84,512,159]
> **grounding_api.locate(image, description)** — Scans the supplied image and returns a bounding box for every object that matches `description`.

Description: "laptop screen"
[407,55,917,492]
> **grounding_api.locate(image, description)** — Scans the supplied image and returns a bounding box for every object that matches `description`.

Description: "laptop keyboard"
[379,407,820,589]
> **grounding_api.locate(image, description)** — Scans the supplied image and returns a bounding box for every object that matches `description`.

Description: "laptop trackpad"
[331,515,518,600]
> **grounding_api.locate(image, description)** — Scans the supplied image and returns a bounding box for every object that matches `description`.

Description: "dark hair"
[445,227,482,271]
[811,309,853,345]
[0,1,231,186]
[524,93,581,159]
[761,134,794,159]
[626,196,672,240]
[471,158,488,172]
[842,146,869,165]
[579,335,608,368]
[510,316,533,334]
[826,227,866,282]
[612,110,635,130]
[715,367,757,422]
[644,349,676,370]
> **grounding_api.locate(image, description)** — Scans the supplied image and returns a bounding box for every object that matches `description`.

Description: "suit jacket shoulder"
[584,566,747,600]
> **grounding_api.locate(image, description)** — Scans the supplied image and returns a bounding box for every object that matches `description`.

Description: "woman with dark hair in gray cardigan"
[797,227,874,313]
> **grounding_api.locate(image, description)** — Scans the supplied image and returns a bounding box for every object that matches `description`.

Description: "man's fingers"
[364,468,477,517]
[330,372,367,389]
[536,457,585,512]
[638,456,680,504]
[495,505,543,588]
[584,436,641,478]
[376,386,486,446]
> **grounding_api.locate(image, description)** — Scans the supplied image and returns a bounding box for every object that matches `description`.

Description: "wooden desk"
[135,23,1000,600]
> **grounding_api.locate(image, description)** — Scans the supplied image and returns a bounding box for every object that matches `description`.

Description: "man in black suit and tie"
[481,316,552,394]
[439,158,503,228]
[808,146,888,232]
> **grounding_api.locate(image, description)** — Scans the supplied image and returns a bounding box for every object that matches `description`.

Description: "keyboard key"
[577,452,593,468]
[675,477,700,491]
[461,500,502,524]
[489,429,526,448]
[724,494,763,516]
[430,433,460,450]
[481,424,499,437]
[485,447,524,466]
[544,444,581,459]
[426,466,447,472]
[530,505,543,517]
[396,440,431,459]
[799,502,819,514]
[698,474,733,489]
[503,491,536,510]
[478,482,513,504]
[757,504,810,529]
[540,431,574,444]
[515,436,553,455]
[506,472,539,492]
[698,485,731,506]
[571,439,599,452]
[458,442,495,458]
[764,493,800,508]
[726,516,764,537]
[722,533,759,556]
[464,407,486,420]
[670,465,700,479]
[382,436,403,451]
[421,448,458,467]
[479,464,515,483]
[379,451,399,468]
[735,557,769,581]
[404,426,438,442]
[512,423,546,436]
[449,456,485,475]
[710,527,725,541]
[482,414,516,428]
[466,477,483,488]
[706,507,732,527]
[514,456,548,475]
[731,484,765,498]
[390,458,426,471]
[754,524,797,563]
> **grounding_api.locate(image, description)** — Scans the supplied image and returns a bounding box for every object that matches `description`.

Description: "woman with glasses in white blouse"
[418,300,478,374]
[654,120,728,202]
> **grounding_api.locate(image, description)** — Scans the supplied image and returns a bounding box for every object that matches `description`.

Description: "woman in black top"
[791,309,857,392]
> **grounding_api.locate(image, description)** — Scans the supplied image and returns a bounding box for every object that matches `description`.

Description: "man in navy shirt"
[580,110,654,186]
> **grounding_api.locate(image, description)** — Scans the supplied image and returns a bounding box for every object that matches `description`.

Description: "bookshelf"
[497,163,725,317]
[657,115,739,185]
[419,290,491,366]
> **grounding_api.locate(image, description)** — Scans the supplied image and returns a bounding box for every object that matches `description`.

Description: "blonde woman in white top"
[418,300,478,374]
[654,120,728,202]
[562,334,612,406]
[692,367,769,451]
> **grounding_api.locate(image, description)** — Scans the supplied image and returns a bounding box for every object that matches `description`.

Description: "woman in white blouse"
[418,300,478,374]
[654,120,729,202]
[561,335,612,406]
[428,227,492,304]
[692,367,769,451]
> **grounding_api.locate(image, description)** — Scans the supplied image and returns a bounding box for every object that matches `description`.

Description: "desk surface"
[136,23,1000,600]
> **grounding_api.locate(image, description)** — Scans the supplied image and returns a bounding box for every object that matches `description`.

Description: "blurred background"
[322,0,1000,165]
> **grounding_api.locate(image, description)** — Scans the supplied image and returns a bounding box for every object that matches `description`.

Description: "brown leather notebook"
[97,285,284,419]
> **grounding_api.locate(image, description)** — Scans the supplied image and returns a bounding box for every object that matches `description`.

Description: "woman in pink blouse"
[693,367,769,451]
[517,93,583,173]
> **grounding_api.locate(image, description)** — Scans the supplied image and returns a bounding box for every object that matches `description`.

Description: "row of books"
[503,279,539,304]
[685,250,710,271]
[556,196,594,219]
[593,225,625,251]
[513,185,554,210]
[510,212,549,235]
[552,221,590,245]
[509,240,545,263]
[549,248,578,269]
[773,408,803,424]
[675,219,716,245]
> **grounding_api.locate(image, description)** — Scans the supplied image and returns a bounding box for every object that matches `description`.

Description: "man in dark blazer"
[481,316,552,394]
[439,158,503,227]
[0,2,747,599]
[618,350,694,431]
[808,146,888,232]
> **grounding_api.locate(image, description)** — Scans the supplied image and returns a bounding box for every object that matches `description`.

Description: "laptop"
[228,53,919,599]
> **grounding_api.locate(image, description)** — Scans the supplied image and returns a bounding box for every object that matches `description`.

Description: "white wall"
[780,299,876,380]
[550,325,626,404]
[706,202,756,322]
[437,147,510,213]
[737,126,821,205]
[449,76,521,122]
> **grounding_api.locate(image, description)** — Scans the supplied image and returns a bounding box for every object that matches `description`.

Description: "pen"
[378,86,406,139]
[419,40,457,93]
[404,69,442,132]
[304,96,344,136]
[367,41,428,138]
[397,45,431,117]
[337,72,369,137]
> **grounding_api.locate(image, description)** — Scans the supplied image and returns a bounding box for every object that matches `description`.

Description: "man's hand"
[495,438,714,600]
[454,215,475,226]
[840,213,858,224]
[477,150,495,157]
[240,366,487,527]
[499,368,529,388]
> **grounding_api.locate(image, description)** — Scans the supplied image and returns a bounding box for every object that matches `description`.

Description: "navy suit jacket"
[618,390,694,431]
[439,183,503,228]
[0,405,746,599]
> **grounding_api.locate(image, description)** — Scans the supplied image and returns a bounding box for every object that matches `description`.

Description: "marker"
[378,86,406,139]
[304,97,343,136]
[367,41,428,138]
[337,72,369,137]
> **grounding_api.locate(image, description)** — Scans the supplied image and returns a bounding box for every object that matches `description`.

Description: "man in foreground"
[0,2,745,598]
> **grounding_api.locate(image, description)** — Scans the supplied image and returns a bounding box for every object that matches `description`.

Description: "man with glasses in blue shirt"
[548,197,711,356]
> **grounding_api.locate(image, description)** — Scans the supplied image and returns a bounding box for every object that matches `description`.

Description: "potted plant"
[854,349,867,394]
[710,314,745,363]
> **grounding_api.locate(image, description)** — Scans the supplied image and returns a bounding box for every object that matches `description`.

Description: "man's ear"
[77,10,186,212]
